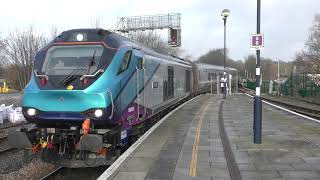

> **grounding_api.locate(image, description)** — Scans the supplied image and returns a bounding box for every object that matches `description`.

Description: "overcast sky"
[0,0,319,61]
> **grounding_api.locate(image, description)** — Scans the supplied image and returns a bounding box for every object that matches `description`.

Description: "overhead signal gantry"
[113,13,181,47]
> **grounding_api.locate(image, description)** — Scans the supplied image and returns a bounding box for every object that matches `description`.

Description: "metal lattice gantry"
[116,13,181,33]
[113,13,182,47]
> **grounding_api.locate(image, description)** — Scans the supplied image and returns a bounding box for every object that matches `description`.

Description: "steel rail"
[239,88,320,120]
[39,166,64,180]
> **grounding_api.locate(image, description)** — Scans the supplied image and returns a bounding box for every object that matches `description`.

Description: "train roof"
[196,63,238,72]
[56,28,191,66]
[108,32,191,66]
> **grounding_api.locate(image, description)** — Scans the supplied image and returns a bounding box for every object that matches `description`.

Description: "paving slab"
[108,93,320,180]
[110,95,214,180]
[172,95,230,180]
[223,94,320,180]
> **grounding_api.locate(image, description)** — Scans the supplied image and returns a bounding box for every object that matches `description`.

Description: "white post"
[210,75,213,94]
[217,73,220,94]
[236,73,239,93]
[229,74,232,95]
[268,80,273,94]
[278,59,280,82]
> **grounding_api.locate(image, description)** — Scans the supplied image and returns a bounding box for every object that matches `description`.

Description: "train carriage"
[193,63,238,94]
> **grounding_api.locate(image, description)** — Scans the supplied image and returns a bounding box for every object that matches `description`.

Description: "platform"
[99,94,320,180]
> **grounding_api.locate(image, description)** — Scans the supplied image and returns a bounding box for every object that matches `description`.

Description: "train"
[8,28,237,167]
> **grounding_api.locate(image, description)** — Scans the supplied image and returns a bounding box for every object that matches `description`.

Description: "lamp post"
[254,0,262,144]
[221,9,230,99]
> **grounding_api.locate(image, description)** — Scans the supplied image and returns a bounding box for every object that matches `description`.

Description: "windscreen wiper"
[59,64,88,87]
[59,50,98,87]
[86,50,96,74]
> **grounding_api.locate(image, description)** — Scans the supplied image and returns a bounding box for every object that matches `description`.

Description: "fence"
[281,74,320,98]
[243,73,320,99]
[243,80,271,94]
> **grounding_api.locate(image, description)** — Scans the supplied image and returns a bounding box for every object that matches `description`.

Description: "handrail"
[34,70,48,79]
[143,66,146,118]
[108,89,114,119]
[136,67,139,120]
[80,69,104,80]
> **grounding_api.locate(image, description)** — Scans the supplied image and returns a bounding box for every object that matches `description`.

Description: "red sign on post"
[169,28,181,47]
[250,33,264,50]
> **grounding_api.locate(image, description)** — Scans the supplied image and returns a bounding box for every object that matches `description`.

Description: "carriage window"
[118,51,132,74]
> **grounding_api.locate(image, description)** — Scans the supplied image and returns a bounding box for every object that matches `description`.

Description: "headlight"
[94,109,103,118]
[27,108,36,116]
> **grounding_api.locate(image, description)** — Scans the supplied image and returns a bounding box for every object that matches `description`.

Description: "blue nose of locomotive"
[22,89,115,127]
[21,29,120,127]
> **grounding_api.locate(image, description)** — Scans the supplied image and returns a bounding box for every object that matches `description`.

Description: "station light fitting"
[221,9,230,18]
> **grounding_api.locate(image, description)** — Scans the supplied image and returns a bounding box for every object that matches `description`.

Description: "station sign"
[250,33,264,50]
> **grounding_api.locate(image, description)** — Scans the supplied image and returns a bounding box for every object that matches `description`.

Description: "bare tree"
[197,48,226,66]
[261,58,277,80]
[244,55,256,79]
[0,36,5,79]
[305,15,320,73]
[296,14,320,74]
[0,36,5,66]
[49,26,59,41]
[90,17,102,29]
[183,53,195,61]
[129,31,182,56]
[3,27,47,90]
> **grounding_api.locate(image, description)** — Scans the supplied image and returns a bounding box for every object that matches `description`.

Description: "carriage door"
[168,66,174,99]
[163,66,174,101]
[135,52,146,120]
[186,70,191,92]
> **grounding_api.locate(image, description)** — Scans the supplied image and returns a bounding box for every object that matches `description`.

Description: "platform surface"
[107,94,320,180]
[225,94,320,180]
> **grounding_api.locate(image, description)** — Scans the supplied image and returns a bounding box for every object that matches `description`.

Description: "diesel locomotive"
[8,28,237,167]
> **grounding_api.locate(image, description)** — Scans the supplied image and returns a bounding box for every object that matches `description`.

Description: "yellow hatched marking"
[189,104,209,177]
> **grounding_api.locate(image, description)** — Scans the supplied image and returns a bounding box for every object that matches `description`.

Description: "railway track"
[239,88,320,120]
[0,92,22,107]
[0,124,33,154]
[39,166,108,180]
[0,142,12,154]
[39,166,64,180]
[0,123,29,153]
[0,122,27,130]
[0,129,14,154]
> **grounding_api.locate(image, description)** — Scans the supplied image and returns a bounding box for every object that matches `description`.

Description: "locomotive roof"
[56,28,191,66]
[108,32,191,66]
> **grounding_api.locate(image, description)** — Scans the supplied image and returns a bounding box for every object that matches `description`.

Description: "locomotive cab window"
[41,45,104,75]
[118,51,132,75]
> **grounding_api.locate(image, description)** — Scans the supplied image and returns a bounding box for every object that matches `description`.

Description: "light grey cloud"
[0,0,319,61]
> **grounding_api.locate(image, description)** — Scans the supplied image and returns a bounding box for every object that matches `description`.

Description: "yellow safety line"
[189,104,209,177]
